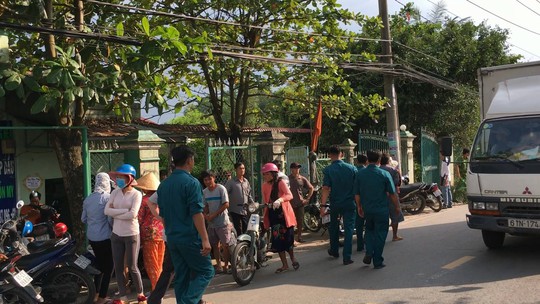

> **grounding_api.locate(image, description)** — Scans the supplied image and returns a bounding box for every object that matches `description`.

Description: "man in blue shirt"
[157,145,214,304]
[321,145,357,265]
[355,150,400,269]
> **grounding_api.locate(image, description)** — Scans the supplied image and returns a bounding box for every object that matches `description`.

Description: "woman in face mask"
[105,164,146,304]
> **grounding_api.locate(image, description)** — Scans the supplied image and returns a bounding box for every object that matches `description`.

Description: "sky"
[346,0,540,62]
[144,0,540,123]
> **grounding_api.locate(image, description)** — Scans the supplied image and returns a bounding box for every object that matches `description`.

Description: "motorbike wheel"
[43,266,96,304]
[231,241,256,286]
[427,196,443,212]
[303,212,321,233]
[405,194,426,215]
[1,288,36,304]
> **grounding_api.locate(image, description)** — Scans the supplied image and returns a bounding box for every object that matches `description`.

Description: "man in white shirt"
[440,151,453,209]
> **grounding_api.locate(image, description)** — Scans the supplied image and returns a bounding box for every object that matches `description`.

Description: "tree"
[106,0,388,141]
[0,0,210,248]
[344,4,521,150]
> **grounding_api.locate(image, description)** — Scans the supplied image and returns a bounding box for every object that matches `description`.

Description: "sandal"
[275,267,289,274]
[198,300,213,304]
[292,261,300,270]
[392,236,404,241]
[137,294,147,304]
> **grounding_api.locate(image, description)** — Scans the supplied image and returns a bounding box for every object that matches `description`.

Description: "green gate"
[421,129,440,184]
[206,140,260,200]
[357,129,389,155]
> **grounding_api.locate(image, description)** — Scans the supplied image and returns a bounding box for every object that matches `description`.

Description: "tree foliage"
[345,4,521,150]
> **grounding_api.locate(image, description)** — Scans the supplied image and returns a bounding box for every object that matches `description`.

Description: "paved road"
[155,204,540,304]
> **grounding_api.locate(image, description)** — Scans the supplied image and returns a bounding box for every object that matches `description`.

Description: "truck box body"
[467,61,540,248]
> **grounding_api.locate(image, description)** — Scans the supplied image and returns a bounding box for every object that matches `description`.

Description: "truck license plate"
[74,255,91,269]
[13,270,33,287]
[508,218,540,229]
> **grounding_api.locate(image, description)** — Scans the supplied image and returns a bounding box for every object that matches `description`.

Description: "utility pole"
[379,0,402,170]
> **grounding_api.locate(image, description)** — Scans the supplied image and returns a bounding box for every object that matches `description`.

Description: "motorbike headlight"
[472,202,486,210]
[486,203,499,211]
[248,203,259,213]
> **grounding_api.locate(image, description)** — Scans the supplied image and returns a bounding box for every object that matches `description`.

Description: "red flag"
[311,99,322,152]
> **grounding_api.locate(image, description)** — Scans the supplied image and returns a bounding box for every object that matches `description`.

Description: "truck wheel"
[482,230,505,249]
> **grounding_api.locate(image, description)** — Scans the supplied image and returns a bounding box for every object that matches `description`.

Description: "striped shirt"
[203,184,230,228]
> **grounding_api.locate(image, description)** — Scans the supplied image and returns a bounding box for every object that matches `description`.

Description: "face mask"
[116,178,126,189]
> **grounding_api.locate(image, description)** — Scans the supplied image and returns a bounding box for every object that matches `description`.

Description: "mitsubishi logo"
[523,187,532,195]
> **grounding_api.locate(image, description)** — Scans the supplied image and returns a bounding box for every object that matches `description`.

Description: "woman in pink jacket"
[261,163,299,273]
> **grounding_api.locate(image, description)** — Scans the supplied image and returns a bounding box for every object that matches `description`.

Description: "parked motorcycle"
[400,176,443,213]
[231,202,268,286]
[26,204,61,241]
[303,186,322,233]
[0,201,98,304]
[399,183,427,214]
[421,183,443,212]
[0,254,44,304]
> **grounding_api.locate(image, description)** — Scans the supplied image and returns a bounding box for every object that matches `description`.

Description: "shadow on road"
[204,205,540,297]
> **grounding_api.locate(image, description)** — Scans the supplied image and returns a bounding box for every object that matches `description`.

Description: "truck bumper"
[466,214,540,235]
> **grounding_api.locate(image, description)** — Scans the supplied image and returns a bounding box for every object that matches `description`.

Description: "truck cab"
[466,62,540,249]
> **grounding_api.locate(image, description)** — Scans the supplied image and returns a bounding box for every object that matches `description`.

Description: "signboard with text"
[0,121,16,225]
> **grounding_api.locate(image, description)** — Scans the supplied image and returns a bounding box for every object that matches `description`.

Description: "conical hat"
[136,172,160,191]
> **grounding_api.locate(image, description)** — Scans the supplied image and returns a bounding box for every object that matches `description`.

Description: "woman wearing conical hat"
[136,172,164,292]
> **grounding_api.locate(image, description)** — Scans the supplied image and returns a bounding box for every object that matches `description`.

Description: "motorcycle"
[421,183,444,212]
[303,186,322,233]
[26,204,61,242]
[399,183,427,214]
[231,202,268,286]
[400,176,443,213]
[0,254,44,304]
[0,201,98,304]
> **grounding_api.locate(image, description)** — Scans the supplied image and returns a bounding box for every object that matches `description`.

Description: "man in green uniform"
[321,145,357,265]
[355,150,399,269]
[157,145,214,304]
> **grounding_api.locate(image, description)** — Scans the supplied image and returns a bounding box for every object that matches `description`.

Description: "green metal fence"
[357,129,389,155]
[90,151,125,185]
[206,139,260,200]
[420,129,440,184]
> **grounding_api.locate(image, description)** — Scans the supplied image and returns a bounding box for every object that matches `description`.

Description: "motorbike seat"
[400,183,425,195]
[17,240,74,270]
[27,239,59,254]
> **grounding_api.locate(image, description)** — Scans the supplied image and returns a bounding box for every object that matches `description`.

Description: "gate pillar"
[400,126,416,182]
[253,131,289,166]
[118,130,165,178]
[339,138,357,165]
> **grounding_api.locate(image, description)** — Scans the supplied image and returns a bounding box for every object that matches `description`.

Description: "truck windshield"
[470,116,540,173]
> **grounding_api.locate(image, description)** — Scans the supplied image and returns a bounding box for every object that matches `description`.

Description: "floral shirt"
[138,194,164,241]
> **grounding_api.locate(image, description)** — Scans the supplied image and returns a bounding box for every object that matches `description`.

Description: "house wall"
[12,127,62,205]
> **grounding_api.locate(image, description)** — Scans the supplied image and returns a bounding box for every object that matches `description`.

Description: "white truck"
[466,61,540,249]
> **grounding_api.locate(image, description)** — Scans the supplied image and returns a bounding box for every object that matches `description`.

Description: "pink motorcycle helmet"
[261,163,278,174]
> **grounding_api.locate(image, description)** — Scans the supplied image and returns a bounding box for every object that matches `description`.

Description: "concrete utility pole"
[379,0,402,170]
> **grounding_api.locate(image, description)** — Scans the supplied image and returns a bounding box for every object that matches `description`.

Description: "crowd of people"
[79,143,439,304]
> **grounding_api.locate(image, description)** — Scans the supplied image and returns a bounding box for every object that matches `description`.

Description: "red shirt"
[138,194,164,241]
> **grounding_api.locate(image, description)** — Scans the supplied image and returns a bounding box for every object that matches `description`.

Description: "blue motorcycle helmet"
[22,220,33,236]
[109,164,138,188]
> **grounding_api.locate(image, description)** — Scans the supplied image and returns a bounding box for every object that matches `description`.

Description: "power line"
[516,0,540,17]
[466,0,540,36]
[392,41,450,66]
[84,0,390,43]
[508,42,540,59]
[0,21,142,46]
